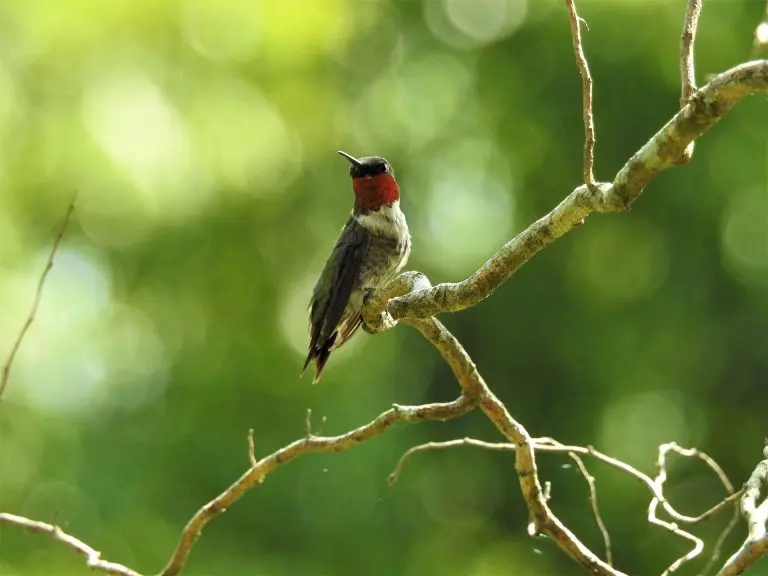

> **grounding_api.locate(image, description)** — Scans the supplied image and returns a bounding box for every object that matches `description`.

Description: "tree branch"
[564,0,597,191]
[159,393,478,576]
[387,61,768,322]
[3,7,767,576]
[389,436,740,574]
[677,0,702,163]
[0,195,77,400]
[680,0,702,107]
[0,513,142,576]
[406,317,625,576]
[568,452,613,566]
[719,447,768,576]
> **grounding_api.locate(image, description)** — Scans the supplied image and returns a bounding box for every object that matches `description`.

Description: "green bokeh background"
[1,0,767,574]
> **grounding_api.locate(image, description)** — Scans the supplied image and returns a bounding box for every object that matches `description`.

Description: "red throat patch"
[352,174,400,210]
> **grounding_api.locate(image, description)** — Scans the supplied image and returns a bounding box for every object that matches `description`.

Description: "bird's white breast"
[355,200,409,239]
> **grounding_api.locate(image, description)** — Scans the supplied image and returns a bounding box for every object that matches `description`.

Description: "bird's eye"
[378,163,388,173]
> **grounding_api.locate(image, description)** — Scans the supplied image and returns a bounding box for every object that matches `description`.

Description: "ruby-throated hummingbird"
[302,151,411,382]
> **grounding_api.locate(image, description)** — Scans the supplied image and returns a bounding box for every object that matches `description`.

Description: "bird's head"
[338,150,399,211]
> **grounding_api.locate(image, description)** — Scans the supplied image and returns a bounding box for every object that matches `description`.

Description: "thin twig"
[0,195,77,400]
[389,438,512,485]
[652,443,704,574]
[569,452,613,566]
[565,0,597,191]
[648,496,704,576]
[0,513,141,576]
[680,0,702,107]
[705,506,741,576]
[677,0,702,163]
[247,429,257,467]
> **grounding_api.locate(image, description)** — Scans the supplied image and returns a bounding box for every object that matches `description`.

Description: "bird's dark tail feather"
[301,334,336,384]
[312,345,332,384]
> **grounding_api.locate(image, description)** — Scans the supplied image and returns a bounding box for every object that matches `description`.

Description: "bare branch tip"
[0,195,77,401]
[564,0,597,191]
[247,429,257,467]
[305,408,313,438]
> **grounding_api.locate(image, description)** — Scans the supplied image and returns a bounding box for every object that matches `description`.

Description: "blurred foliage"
[0,0,767,574]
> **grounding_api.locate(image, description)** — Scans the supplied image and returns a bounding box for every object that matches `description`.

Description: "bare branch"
[705,506,741,576]
[677,0,702,163]
[389,436,740,574]
[247,429,257,467]
[0,195,77,400]
[569,452,613,566]
[647,495,704,576]
[386,61,768,322]
[680,0,702,107]
[378,346,625,576]
[159,394,480,576]
[719,448,768,576]
[651,443,710,574]
[0,513,141,576]
[305,408,313,437]
[564,0,597,191]
[389,438,513,485]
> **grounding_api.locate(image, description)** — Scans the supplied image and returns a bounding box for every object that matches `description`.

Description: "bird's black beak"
[337,150,364,168]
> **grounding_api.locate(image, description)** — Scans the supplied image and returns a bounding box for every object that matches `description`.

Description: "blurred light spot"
[757,22,768,46]
[469,541,551,575]
[354,54,473,149]
[419,140,514,276]
[8,246,111,412]
[426,0,528,48]
[418,452,501,526]
[180,0,262,61]
[3,245,168,416]
[296,464,379,532]
[0,196,25,262]
[189,78,302,193]
[132,287,209,358]
[722,188,768,287]
[23,480,101,535]
[599,391,691,463]
[570,218,669,303]
[83,70,213,221]
[259,0,353,61]
[0,436,39,495]
[100,303,169,412]
[0,61,24,141]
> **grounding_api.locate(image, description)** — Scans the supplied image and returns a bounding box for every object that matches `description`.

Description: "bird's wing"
[306,217,371,356]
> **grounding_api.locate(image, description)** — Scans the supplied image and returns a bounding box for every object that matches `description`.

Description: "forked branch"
[387,61,768,322]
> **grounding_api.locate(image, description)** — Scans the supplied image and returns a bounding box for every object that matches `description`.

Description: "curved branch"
[0,513,141,576]
[388,60,768,321]
[408,317,625,576]
[159,393,477,576]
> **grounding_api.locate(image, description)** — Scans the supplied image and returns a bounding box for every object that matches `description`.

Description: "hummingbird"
[302,151,411,383]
